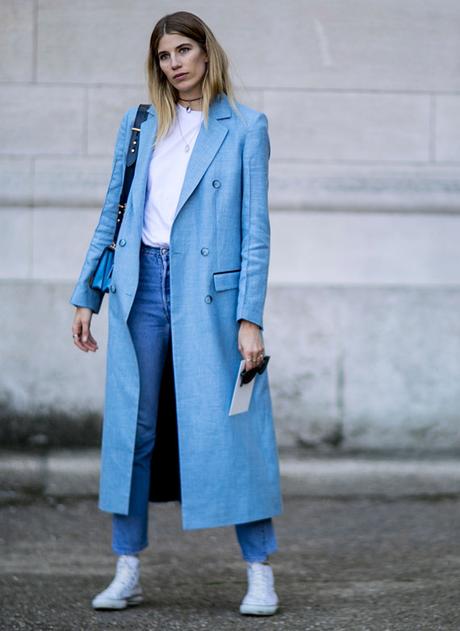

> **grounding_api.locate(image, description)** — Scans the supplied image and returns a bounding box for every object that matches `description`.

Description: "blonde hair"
[146,11,240,143]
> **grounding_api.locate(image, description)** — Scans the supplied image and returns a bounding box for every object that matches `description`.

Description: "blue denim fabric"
[112,243,278,562]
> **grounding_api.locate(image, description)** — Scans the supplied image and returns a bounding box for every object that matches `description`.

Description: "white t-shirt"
[142,103,204,247]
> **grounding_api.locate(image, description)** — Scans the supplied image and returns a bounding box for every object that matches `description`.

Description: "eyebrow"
[158,43,191,55]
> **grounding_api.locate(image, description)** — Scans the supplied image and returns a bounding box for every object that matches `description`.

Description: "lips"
[174,73,188,80]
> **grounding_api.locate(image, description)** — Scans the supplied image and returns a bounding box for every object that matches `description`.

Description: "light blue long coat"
[70,92,283,530]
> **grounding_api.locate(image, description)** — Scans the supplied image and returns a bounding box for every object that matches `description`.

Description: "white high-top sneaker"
[92,555,143,610]
[239,561,279,615]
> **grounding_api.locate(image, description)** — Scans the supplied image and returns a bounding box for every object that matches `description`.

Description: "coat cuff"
[236,315,264,331]
[69,282,104,314]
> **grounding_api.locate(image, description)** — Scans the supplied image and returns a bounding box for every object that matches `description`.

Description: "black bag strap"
[111,103,150,247]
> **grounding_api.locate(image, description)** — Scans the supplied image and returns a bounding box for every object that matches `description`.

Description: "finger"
[86,331,99,352]
[238,334,263,370]
[73,335,88,352]
[239,348,250,372]
[249,352,264,369]
[80,320,95,352]
[72,322,86,352]
[80,319,90,343]
[238,338,248,366]
[244,355,257,372]
[256,350,265,367]
[88,331,98,346]
[71,320,81,338]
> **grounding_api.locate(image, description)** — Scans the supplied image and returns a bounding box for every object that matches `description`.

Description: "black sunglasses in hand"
[240,355,270,386]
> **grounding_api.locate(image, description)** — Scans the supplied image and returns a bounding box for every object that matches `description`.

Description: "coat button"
[204,295,213,304]
[110,285,116,293]
[201,247,209,256]
[212,179,221,189]
[119,239,126,247]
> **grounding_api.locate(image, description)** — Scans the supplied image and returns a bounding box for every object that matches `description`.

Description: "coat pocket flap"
[213,269,241,292]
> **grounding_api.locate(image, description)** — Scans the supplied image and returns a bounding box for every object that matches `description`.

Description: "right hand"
[72,307,98,353]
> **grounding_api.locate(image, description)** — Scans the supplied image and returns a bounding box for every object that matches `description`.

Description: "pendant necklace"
[176,100,203,153]
[177,115,190,152]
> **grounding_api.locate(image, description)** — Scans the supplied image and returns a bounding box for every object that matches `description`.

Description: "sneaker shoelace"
[106,558,139,595]
[248,564,273,596]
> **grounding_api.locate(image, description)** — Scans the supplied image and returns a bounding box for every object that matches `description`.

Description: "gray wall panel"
[2,1,459,451]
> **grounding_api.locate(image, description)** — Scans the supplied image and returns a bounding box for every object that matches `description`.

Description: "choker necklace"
[178,95,203,113]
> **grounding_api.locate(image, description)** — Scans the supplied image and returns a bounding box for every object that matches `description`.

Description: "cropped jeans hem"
[112,541,148,556]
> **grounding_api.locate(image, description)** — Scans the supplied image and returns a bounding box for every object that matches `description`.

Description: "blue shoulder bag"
[89,104,150,293]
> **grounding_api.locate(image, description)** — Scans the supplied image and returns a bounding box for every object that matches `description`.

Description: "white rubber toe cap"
[240,600,279,616]
[92,592,143,610]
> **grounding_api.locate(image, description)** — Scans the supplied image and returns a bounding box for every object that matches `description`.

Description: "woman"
[70,11,283,616]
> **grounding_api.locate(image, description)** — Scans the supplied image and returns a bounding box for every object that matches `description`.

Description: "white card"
[228,359,256,416]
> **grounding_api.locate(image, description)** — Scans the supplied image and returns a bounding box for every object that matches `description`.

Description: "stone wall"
[2,0,460,450]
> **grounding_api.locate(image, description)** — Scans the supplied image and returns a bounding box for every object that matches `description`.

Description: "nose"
[170,54,181,69]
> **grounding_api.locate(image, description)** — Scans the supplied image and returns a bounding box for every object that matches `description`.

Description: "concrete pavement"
[2,493,460,630]
[2,450,460,630]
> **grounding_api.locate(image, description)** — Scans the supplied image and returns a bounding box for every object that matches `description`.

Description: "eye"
[159,47,191,62]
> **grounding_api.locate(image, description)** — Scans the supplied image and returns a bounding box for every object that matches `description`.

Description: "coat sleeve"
[69,110,132,314]
[236,112,271,332]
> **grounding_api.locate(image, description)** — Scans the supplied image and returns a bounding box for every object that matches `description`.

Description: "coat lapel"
[174,96,230,218]
[132,94,232,229]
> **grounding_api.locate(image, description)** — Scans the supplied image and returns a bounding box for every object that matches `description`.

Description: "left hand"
[238,320,265,372]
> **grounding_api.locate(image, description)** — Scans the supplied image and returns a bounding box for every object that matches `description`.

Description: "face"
[157,32,208,98]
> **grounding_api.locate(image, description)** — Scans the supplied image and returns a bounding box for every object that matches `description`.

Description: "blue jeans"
[112,243,278,563]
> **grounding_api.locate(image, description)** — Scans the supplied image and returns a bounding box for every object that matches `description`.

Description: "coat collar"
[133,93,232,225]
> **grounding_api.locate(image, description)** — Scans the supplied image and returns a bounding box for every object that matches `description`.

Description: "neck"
[177,93,203,111]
